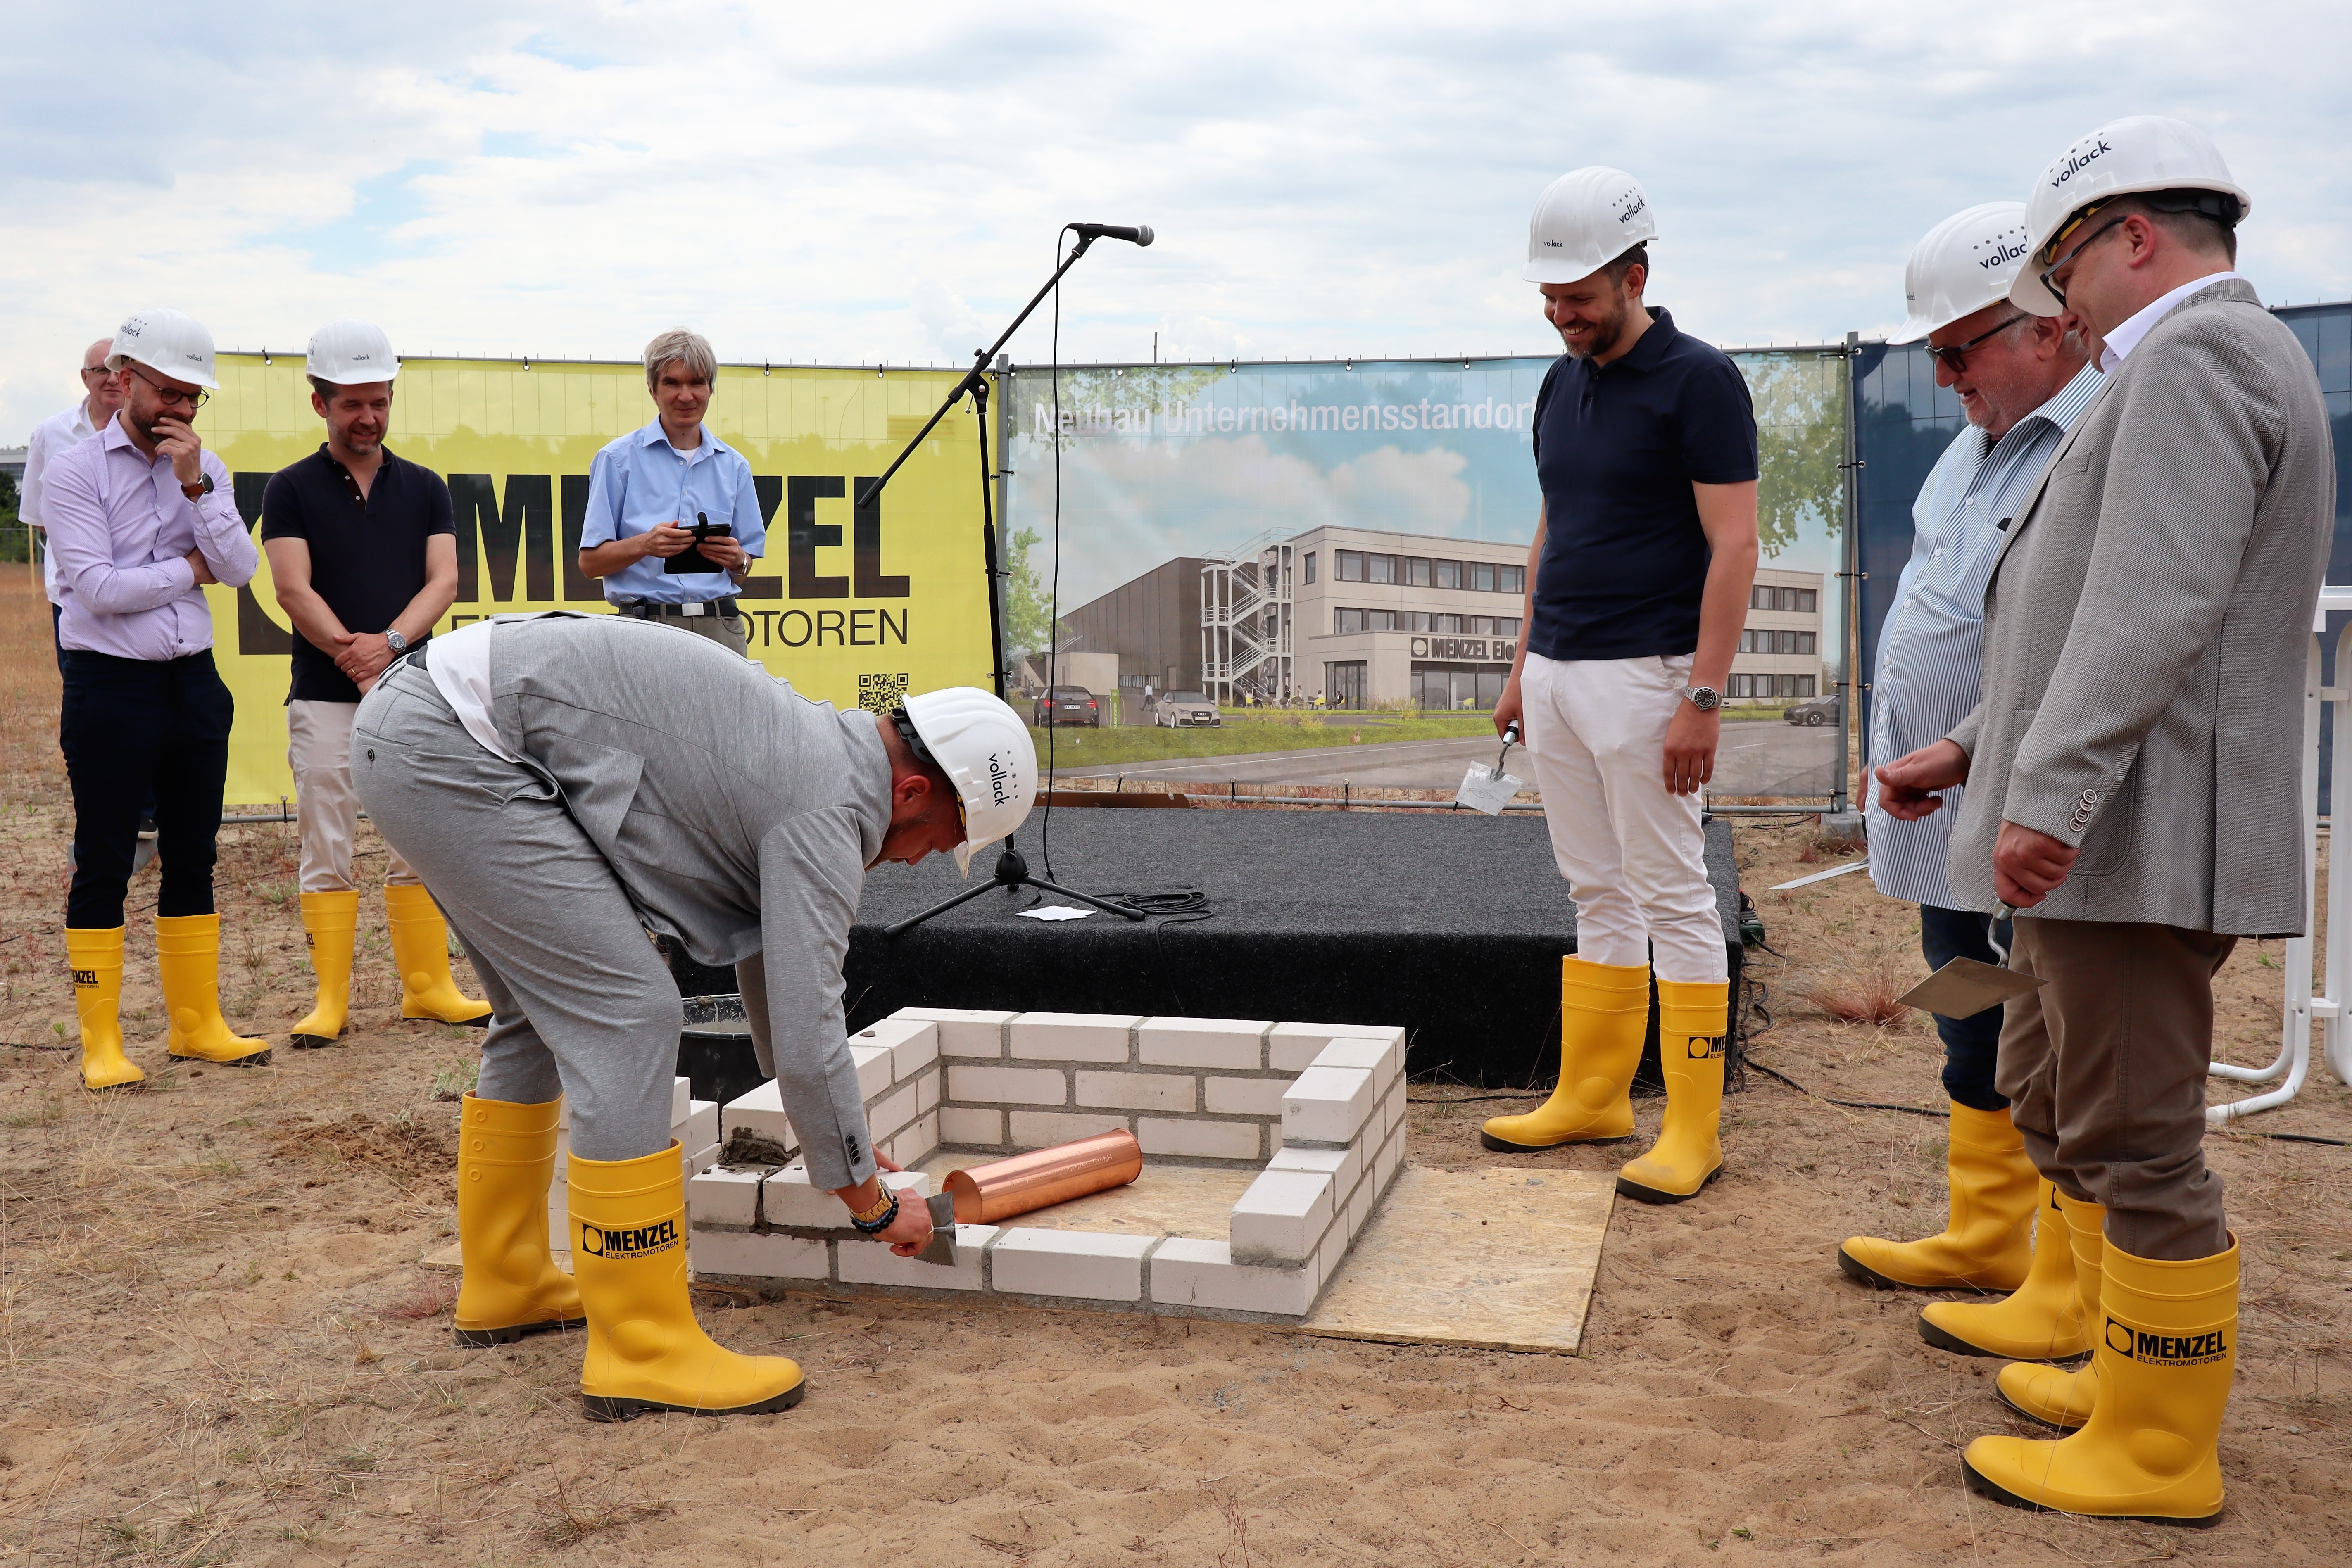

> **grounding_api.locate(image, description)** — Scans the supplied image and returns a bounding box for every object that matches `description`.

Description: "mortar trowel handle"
[1988,903,2017,965]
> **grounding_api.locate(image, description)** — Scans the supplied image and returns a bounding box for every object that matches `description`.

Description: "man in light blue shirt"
[578,328,765,654]
[1838,203,2099,1329]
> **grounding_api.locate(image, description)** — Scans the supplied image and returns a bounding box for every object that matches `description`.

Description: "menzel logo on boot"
[577,1217,679,1260]
[2104,1314,2228,1366]
[71,968,97,987]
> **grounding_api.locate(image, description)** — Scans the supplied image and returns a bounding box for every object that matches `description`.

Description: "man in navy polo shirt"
[1482,168,1761,1206]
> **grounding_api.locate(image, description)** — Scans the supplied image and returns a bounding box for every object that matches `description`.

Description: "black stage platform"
[672,809,1743,1089]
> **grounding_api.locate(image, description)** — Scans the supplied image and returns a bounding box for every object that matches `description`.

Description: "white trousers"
[288,700,419,894]
[1522,652,1727,984]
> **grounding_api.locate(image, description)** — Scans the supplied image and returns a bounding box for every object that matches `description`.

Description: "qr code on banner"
[858,672,911,713]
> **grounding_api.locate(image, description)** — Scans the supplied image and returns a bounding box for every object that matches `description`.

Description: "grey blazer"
[1945,279,2334,934]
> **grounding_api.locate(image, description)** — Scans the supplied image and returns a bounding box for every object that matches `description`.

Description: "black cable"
[1105,890,1213,924]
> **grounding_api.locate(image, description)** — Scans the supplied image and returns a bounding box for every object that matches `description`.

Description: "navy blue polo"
[1527,307,1758,662]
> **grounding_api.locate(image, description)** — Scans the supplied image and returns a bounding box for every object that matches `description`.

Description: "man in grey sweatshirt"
[352,610,1036,1420]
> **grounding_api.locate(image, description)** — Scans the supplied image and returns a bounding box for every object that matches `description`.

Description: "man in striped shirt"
[1838,205,2100,1351]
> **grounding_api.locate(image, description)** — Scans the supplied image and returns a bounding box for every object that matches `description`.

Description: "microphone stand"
[865,228,1146,935]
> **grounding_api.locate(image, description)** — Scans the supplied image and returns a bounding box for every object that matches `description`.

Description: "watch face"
[1688,686,1721,711]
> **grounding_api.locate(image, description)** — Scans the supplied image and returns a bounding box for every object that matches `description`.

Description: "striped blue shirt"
[1866,364,2103,908]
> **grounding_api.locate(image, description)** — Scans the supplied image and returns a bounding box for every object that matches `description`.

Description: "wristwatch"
[1681,685,1722,712]
[180,473,214,501]
[384,629,409,655]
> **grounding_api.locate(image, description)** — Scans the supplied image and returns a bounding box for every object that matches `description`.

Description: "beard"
[1561,294,1635,361]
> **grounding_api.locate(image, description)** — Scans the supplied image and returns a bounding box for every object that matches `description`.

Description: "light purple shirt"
[40,416,258,660]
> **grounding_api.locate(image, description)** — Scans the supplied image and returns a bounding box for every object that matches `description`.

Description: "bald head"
[80,337,126,421]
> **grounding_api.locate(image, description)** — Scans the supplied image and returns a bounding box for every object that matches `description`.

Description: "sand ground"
[1,578,2346,1566]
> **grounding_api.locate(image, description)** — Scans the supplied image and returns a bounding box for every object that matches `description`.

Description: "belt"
[617,598,738,620]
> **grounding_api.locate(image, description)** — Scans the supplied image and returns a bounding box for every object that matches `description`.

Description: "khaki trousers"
[288,699,419,893]
[1994,917,2235,1261]
[635,611,748,657]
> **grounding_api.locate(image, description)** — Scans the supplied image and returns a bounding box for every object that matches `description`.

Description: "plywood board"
[1301,1165,1613,1356]
[918,1154,1254,1240]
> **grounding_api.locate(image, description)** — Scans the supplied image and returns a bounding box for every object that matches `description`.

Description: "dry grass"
[1806,956,1913,1026]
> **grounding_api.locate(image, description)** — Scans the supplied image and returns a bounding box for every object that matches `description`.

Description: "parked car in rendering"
[1149,690,1222,728]
[1784,692,1843,727]
[1032,686,1102,727]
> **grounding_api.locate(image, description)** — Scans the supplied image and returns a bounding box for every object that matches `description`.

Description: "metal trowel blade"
[915,1191,958,1267]
[1897,957,2044,1021]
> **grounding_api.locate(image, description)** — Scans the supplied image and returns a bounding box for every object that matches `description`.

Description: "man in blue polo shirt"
[1482,168,1761,1207]
[578,329,764,653]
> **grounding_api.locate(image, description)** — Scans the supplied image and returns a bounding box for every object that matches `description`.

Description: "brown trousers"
[1995,917,2236,1262]
[644,611,749,657]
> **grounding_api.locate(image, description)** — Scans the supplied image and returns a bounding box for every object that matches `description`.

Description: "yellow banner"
[195,356,995,801]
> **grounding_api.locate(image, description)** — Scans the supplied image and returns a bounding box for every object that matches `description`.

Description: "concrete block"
[851,1043,894,1101]
[1075,1070,1196,1112]
[1267,1142,1360,1197]
[1267,1020,1403,1074]
[1137,1117,1262,1160]
[939,1105,1004,1146]
[1149,1238,1317,1317]
[1315,1224,1347,1292]
[1009,1012,1140,1064]
[1010,1110,1130,1148]
[754,1163,843,1228]
[1229,1169,1334,1266]
[851,1015,939,1081]
[1309,1034,1403,1093]
[674,1100,719,1154]
[1380,1079,1406,1143]
[1203,1076,1287,1117]
[671,1075,692,1126]
[719,1080,797,1151]
[1137,1017,1270,1070]
[684,1141,721,1179]
[686,1167,764,1226]
[837,1223,997,1290]
[867,1083,919,1144]
[1346,1178,1372,1240]
[917,1072,939,1114]
[1282,1066,1376,1146]
[947,1064,1067,1106]
[690,1228,829,1282]
[989,1228,1156,1302]
[1374,1124,1402,1190]
[891,1006,1014,1059]
[885,1111,940,1167]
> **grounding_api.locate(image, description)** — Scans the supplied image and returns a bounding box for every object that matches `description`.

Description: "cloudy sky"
[5,0,2347,443]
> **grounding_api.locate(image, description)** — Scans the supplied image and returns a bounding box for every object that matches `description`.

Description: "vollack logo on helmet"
[2049,137,2114,190]
[1542,238,1564,248]
[1975,236,2031,271]
[1615,192,1647,226]
[985,750,1012,807]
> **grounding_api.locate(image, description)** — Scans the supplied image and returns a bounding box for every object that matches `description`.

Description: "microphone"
[1069,222,1154,247]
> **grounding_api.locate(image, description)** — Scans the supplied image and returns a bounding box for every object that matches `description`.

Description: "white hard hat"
[306,319,400,385]
[1892,202,2038,341]
[898,687,1038,876]
[107,308,219,391]
[2011,116,2251,314]
[1522,166,1656,283]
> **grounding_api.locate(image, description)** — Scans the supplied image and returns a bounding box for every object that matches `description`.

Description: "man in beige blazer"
[1878,117,2334,1524]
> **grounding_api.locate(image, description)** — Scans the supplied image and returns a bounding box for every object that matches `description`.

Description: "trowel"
[1895,903,2043,1020]
[1455,721,1527,815]
[913,1192,959,1267]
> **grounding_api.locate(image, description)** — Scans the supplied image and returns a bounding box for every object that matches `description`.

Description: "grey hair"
[643,328,717,394]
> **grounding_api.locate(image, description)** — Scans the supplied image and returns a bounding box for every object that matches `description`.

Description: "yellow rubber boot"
[68,926,143,1090]
[1482,957,1650,1150]
[154,914,271,1067]
[1995,1191,2106,1428]
[290,891,359,1048]
[1839,1102,2036,1290]
[1920,1181,2092,1361]
[384,884,492,1026]
[568,1141,806,1421]
[1964,1235,2237,1525]
[453,1093,585,1347]
[1616,978,1728,1204]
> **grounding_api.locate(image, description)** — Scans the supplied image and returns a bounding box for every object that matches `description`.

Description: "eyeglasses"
[1923,312,2031,373]
[80,363,113,378]
[126,363,210,411]
[2034,209,2129,310]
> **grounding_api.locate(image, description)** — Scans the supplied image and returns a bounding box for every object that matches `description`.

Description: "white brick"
[687,1141,721,1177]
[1136,1117,1262,1160]
[852,1016,939,1081]
[1009,1110,1130,1147]
[1009,1012,1140,1064]
[1380,1079,1405,1142]
[690,1228,829,1281]
[939,1105,1003,1146]
[1229,1169,1334,1266]
[687,1167,765,1226]
[1149,1238,1317,1316]
[866,1083,919,1143]
[917,1072,939,1114]
[671,1076,692,1126]
[1282,1066,1376,1146]
[1203,1076,1287,1117]
[1075,1071,1196,1112]
[673,1101,719,1154]
[1268,1142,1361,1197]
[850,1043,894,1101]
[1315,1224,1347,1290]
[1137,1017,1269,1070]
[947,1063,1066,1105]
[837,1224,997,1290]
[1268,1021,1403,1074]
[754,1163,843,1228]
[885,1111,939,1167]
[1375,1125,1402,1190]
[890,1006,1014,1059]
[1310,1035,1403,1093]
[1346,1179,1372,1239]
[988,1228,1155,1301]
[720,1080,797,1150]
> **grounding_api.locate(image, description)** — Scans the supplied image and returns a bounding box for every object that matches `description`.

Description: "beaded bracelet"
[849,1193,900,1235]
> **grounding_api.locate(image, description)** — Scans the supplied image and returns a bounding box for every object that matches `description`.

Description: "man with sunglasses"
[1877,118,2333,1523]
[21,339,129,660]
[1839,205,2099,1335]
[40,309,267,1089]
